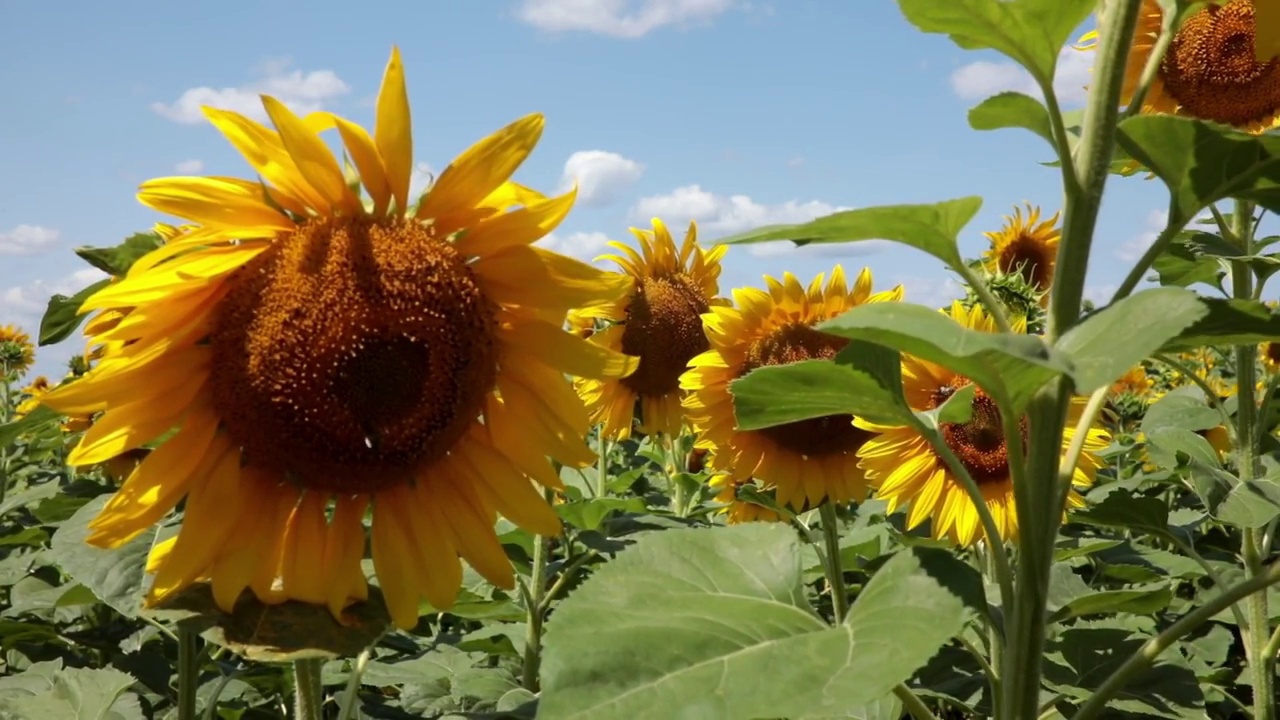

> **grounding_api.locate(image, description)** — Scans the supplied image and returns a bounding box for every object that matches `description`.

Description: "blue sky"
[0,0,1202,379]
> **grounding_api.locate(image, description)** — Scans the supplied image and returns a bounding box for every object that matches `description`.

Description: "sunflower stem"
[1229,198,1275,720]
[892,682,939,720]
[336,648,372,720]
[954,264,1014,334]
[1046,0,1141,340]
[177,628,200,720]
[1074,559,1280,720]
[817,502,849,622]
[291,657,324,720]
[522,489,553,692]
[596,434,610,498]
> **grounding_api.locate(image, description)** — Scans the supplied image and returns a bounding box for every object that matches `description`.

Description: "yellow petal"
[500,318,638,380]
[453,188,577,257]
[417,114,544,221]
[200,107,322,214]
[1258,0,1280,62]
[137,177,293,231]
[261,95,358,214]
[375,47,414,213]
[332,115,392,215]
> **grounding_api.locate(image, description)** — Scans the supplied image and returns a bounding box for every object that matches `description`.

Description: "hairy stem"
[818,502,849,621]
[177,628,200,720]
[292,657,324,720]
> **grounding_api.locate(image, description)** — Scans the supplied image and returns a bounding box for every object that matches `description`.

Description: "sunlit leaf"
[38,278,111,346]
[968,92,1054,148]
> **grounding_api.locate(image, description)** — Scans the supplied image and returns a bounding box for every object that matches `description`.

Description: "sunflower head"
[42,47,638,631]
[981,204,1060,298]
[1083,0,1280,133]
[0,325,34,376]
[1262,340,1280,371]
[575,218,727,439]
[857,301,1107,546]
[681,266,903,510]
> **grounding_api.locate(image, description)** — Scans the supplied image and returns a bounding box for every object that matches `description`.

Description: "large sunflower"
[857,302,1110,546]
[1080,0,1280,133]
[680,267,902,510]
[982,204,1059,297]
[41,48,637,630]
[576,219,726,439]
[0,325,35,376]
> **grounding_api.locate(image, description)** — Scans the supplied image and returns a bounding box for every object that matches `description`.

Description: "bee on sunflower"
[41,48,638,630]
[856,302,1111,546]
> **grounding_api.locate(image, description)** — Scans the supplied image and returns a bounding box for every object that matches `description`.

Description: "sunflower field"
[4,0,1280,718]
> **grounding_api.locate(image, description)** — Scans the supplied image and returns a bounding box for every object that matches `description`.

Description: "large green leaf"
[0,659,144,720]
[818,301,1071,412]
[39,278,111,346]
[731,341,910,430]
[1140,391,1221,435]
[1216,478,1280,529]
[1160,297,1280,351]
[49,495,155,618]
[714,197,981,268]
[968,92,1054,148]
[1048,585,1174,623]
[898,0,1095,87]
[1057,287,1208,393]
[1074,489,1170,537]
[538,524,966,720]
[1116,115,1280,225]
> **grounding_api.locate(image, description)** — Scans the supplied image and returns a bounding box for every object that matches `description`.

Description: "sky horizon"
[0,0,1246,381]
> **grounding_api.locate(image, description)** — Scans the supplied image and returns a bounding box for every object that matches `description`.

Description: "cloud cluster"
[950,46,1094,106]
[517,0,735,37]
[152,58,350,125]
[0,225,59,256]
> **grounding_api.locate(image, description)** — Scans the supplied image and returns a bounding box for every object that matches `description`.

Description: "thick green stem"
[522,493,552,692]
[1047,0,1142,339]
[177,628,200,720]
[292,657,324,720]
[596,435,610,498]
[336,649,372,720]
[1075,560,1280,720]
[818,502,849,621]
[1229,199,1274,720]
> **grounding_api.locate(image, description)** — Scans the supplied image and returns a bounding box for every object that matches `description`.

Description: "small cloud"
[895,274,965,310]
[787,156,805,168]
[0,225,59,256]
[1116,209,1171,262]
[537,231,613,261]
[950,45,1094,106]
[517,0,736,37]
[152,58,350,125]
[559,150,645,207]
[630,184,871,257]
[174,159,204,174]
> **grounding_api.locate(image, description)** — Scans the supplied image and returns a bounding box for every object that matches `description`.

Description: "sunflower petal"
[417,114,544,220]
[375,47,413,212]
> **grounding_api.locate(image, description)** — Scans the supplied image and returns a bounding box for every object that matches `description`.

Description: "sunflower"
[0,325,35,376]
[1110,363,1155,399]
[856,302,1110,546]
[14,376,50,418]
[575,219,726,439]
[40,48,637,630]
[680,267,902,510]
[1262,340,1280,373]
[1080,0,1280,133]
[565,308,597,339]
[982,204,1059,297]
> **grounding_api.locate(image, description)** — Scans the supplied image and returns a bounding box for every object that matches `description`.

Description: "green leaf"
[715,197,981,268]
[1160,297,1280,351]
[1216,478,1280,529]
[556,497,647,531]
[0,659,145,720]
[73,232,163,277]
[38,278,111,346]
[731,346,910,430]
[819,301,1071,411]
[49,495,155,618]
[1075,489,1170,536]
[1048,585,1174,623]
[1116,115,1280,225]
[0,405,60,448]
[898,0,1095,87]
[1058,287,1208,393]
[1140,391,1221,435]
[968,92,1054,148]
[539,524,966,719]
[144,582,391,662]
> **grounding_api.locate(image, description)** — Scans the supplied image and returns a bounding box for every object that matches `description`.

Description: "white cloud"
[950,46,1093,106]
[787,156,805,168]
[0,268,108,326]
[537,231,613,261]
[631,184,867,257]
[174,159,204,174]
[517,0,735,37]
[1117,209,1169,262]
[896,275,966,310]
[152,58,350,125]
[0,225,59,256]
[559,150,644,207]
